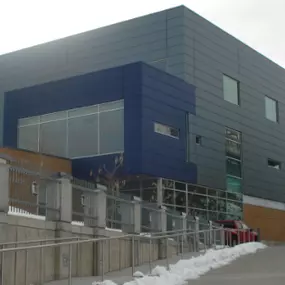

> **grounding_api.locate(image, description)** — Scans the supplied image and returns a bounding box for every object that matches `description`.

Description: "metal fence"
[9,165,60,220]
[141,203,163,233]
[106,194,135,232]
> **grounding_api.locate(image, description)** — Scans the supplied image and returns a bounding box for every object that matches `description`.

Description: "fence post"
[195,216,200,251]
[157,178,163,207]
[209,220,213,248]
[0,158,9,214]
[58,174,73,223]
[95,185,107,228]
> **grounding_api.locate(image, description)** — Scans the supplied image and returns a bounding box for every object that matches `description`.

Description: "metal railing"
[0,225,260,285]
[0,227,221,285]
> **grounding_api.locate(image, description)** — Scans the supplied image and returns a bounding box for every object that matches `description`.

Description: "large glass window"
[18,125,39,152]
[99,109,124,154]
[223,75,239,105]
[17,100,124,158]
[68,114,99,158]
[265,96,278,122]
[40,120,67,157]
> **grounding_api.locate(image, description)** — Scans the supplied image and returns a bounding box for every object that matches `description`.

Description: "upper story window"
[268,159,281,170]
[154,122,179,139]
[223,75,240,105]
[265,96,278,123]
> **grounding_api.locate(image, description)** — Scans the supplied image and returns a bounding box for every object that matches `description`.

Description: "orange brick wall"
[0,148,72,214]
[0,147,72,173]
[244,203,285,242]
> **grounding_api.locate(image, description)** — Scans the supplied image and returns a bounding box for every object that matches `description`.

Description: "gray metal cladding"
[1,5,285,201]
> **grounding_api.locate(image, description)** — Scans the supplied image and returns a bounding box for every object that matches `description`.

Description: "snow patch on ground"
[94,242,266,285]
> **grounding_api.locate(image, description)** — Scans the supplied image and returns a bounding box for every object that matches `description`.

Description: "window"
[154,122,179,139]
[265,96,278,122]
[226,158,242,178]
[17,100,124,158]
[223,75,239,105]
[268,159,281,170]
[225,127,242,195]
[196,135,202,145]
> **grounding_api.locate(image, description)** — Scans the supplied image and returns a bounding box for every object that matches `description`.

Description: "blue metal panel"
[3,62,197,183]
[140,64,197,183]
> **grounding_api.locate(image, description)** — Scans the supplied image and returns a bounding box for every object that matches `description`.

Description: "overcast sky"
[1,0,284,67]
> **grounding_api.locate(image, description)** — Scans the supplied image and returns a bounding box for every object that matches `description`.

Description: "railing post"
[209,220,213,248]
[0,158,9,214]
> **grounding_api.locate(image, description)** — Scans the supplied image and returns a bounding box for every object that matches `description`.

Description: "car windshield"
[240,221,249,229]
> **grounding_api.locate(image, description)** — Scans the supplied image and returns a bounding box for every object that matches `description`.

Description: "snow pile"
[94,242,266,285]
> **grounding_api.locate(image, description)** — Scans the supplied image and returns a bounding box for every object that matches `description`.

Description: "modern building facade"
[1,5,285,234]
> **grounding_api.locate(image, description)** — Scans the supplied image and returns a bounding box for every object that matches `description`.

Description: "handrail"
[0,236,83,247]
[0,234,131,253]
[0,228,219,254]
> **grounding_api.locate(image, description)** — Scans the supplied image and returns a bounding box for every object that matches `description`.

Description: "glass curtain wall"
[17,100,124,158]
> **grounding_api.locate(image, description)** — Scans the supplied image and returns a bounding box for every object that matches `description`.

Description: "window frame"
[223,74,240,106]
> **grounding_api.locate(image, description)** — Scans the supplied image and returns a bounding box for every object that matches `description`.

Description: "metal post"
[193,232,197,252]
[119,238,121,271]
[213,229,216,248]
[181,234,184,258]
[68,244,72,285]
[166,238,169,270]
[237,230,240,245]
[203,231,207,252]
[131,236,135,276]
[25,250,28,285]
[77,238,80,276]
[101,241,105,282]
[148,239,152,273]
[1,249,4,285]
[40,242,44,284]
[176,235,179,255]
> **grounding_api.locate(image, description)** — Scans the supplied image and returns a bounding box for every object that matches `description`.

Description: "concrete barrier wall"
[0,214,178,285]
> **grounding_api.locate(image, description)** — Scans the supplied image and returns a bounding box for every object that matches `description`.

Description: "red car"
[215,220,258,246]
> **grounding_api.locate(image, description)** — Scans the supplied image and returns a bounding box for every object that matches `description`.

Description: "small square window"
[267,159,281,170]
[223,75,240,105]
[265,96,278,123]
[196,135,202,145]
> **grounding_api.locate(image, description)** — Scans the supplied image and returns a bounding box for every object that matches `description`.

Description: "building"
[1,5,285,240]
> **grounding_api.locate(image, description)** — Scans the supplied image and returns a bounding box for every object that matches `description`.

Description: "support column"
[0,158,9,213]
[157,178,163,207]
[94,185,107,228]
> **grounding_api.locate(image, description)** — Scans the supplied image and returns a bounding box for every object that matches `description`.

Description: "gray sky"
[1,0,285,67]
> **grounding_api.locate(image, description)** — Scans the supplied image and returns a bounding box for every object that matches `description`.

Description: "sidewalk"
[189,245,285,285]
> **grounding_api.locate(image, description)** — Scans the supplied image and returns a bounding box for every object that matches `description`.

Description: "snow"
[93,242,266,285]
[8,206,46,220]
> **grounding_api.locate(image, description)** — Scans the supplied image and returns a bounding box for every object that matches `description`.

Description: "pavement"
[46,245,285,285]
[189,245,285,285]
